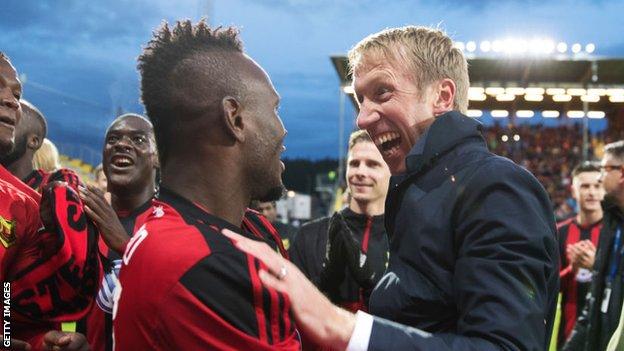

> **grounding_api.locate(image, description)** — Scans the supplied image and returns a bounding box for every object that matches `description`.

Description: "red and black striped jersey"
[81,199,154,351]
[557,217,602,343]
[24,168,82,194]
[114,188,300,350]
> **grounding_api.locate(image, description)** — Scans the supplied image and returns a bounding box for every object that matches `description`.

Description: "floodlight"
[466,41,477,52]
[506,87,525,95]
[485,87,505,95]
[580,95,600,102]
[585,43,595,54]
[491,110,509,118]
[571,43,582,53]
[525,94,544,102]
[542,110,560,118]
[480,41,491,52]
[587,111,605,119]
[567,88,586,96]
[609,95,624,103]
[496,94,515,101]
[516,110,534,118]
[552,94,572,102]
[467,110,483,117]
[567,111,585,118]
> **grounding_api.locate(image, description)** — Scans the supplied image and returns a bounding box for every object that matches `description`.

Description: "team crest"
[0,216,16,248]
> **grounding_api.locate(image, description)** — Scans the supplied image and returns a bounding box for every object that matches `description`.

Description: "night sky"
[1,0,623,164]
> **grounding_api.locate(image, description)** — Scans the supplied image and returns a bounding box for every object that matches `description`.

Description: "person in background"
[0,51,92,351]
[558,162,605,345]
[252,200,297,250]
[33,138,61,173]
[565,141,624,351]
[290,130,389,313]
[78,113,159,351]
[93,163,107,194]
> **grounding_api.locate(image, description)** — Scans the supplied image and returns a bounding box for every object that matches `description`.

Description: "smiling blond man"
[225,26,559,351]
[291,130,390,320]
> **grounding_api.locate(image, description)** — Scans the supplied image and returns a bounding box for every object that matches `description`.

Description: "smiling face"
[346,140,390,205]
[353,53,441,175]
[572,171,605,213]
[103,115,157,193]
[0,57,22,156]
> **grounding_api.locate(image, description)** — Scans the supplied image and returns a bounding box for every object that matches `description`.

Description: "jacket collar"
[602,197,624,221]
[404,111,484,174]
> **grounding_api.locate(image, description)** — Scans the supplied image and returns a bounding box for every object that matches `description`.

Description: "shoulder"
[123,200,211,272]
[297,216,330,235]
[463,155,547,197]
[556,217,575,231]
[0,179,39,213]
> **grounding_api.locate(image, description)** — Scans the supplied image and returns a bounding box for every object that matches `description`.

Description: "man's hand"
[221,228,356,350]
[79,185,130,255]
[566,240,597,271]
[42,331,89,351]
[573,240,596,270]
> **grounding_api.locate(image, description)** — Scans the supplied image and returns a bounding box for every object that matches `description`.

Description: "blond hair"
[348,130,374,151]
[348,26,469,113]
[33,138,61,172]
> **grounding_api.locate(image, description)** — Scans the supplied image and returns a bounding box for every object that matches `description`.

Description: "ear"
[222,96,245,143]
[27,133,42,151]
[151,151,160,169]
[432,78,456,116]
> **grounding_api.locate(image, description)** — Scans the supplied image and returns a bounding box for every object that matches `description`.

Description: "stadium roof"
[330,56,624,113]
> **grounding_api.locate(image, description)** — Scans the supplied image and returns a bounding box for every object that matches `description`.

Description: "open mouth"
[0,115,16,129]
[110,154,135,169]
[374,131,401,154]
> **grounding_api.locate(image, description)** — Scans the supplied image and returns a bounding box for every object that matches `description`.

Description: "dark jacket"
[290,207,387,310]
[366,111,559,350]
[563,200,624,351]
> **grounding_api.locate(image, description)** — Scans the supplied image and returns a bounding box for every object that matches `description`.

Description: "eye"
[376,87,391,99]
[133,136,147,145]
[106,135,119,144]
[13,92,21,100]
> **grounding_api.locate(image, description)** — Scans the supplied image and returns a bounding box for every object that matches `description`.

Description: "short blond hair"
[348,26,469,113]
[33,138,61,172]
[348,130,374,151]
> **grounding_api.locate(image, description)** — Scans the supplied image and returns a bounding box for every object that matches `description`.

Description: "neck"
[6,156,34,181]
[110,182,155,213]
[161,154,248,227]
[577,209,602,226]
[349,197,384,216]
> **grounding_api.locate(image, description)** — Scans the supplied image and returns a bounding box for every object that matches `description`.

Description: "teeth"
[113,156,132,166]
[375,132,400,146]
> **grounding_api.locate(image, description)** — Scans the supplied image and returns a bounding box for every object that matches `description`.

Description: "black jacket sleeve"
[290,218,329,286]
[367,161,559,351]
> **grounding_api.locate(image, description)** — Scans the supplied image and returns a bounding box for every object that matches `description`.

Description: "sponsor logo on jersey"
[0,216,16,248]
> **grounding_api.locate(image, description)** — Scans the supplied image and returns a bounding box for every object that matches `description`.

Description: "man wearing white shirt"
[224,25,558,350]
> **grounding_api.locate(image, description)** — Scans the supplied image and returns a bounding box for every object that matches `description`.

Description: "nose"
[0,89,19,111]
[356,101,380,130]
[114,135,133,151]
